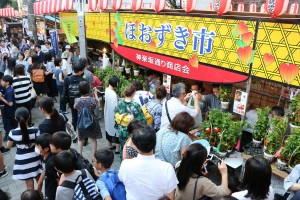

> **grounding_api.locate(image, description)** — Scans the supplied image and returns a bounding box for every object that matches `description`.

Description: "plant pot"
[263,151,274,162]
[276,159,287,171]
[252,139,262,147]
[133,70,139,76]
[227,149,232,154]
[221,101,229,109]
[290,123,300,131]
[118,66,124,72]
[212,146,217,153]
[218,151,227,158]
[125,68,131,74]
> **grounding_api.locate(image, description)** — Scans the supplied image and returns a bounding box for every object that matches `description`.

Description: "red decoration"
[132,0,143,12]
[42,0,47,14]
[0,9,3,17]
[213,0,231,15]
[209,3,213,11]
[249,3,257,13]
[289,2,299,14]
[49,0,56,13]
[98,0,108,10]
[266,0,289,18]
[65,0,74,11]
[279,63,299,84]
[181,0,196,13]
[34,2,38,15]
[112,0,122,11]
[263,53,275,66]
[237,3,244,12]
[46,0,51,14]
[55,0,65,12]
[153,0,166,13]
[89,0,98,11]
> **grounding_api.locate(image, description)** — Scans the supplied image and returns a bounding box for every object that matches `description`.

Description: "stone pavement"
[0,103,286,199]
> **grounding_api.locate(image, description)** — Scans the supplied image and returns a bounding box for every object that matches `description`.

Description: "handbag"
[60,114,77,140]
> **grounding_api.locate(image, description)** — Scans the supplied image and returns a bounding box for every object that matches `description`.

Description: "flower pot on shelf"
[263,151,274,162]
[218,151,227,158]
[118,66,124,72]
[125,68,131,74]
[221,101,229,109]
[290,123,300,131]
[212,146,218,154]
[133,70,139,76]
[252,138,262,147]
[276,159,287,171]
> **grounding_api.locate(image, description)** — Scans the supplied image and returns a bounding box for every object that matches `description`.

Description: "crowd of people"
[0,35,299,200]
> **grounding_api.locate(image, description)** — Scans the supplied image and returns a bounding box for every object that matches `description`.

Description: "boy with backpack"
[35,133,58,200]
[54,150,100,200]
[93,148,126,200]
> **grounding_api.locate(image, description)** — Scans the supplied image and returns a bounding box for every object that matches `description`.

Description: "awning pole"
[242,76,252,121]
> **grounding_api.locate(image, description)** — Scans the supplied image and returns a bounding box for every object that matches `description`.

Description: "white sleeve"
[183,106,198,117]
[164,164,179,194]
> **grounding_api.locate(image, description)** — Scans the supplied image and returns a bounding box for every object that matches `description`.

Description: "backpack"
[70,149,98,181]
[100,170,126,200]
[61,169,101,200]
[77,107,95,132]
[141,106,154,125]
[32,66,44,82]
[67,76,82,104]
[61,114,78,140]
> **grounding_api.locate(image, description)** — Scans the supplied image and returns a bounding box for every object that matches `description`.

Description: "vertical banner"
[49,30,59,55]
[61,19,78,44]
[233,90,248,116]
[163,74,171,93]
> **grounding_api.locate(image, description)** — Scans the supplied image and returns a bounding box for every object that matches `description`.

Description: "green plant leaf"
[233,30,238,38]
[236,40,247,48]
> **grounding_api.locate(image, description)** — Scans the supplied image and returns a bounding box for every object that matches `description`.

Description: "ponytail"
[50,107,60,122]
[39,97,60,121]
[15,107,31,147]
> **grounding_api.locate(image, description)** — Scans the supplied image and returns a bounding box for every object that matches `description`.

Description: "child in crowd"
[0,73,10,153]
[21,190,43,200]
[35,133,59,200]
[7,107,42,190]
[49,131,72,153]
[93,148,125,200]
[0,75,17,141]
[54,58,67,113]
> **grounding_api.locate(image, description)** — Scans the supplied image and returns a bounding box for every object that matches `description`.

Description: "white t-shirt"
[133,90,154,106]
[119,154,178,200]
[160,97,199,129]
[232,186,274,200]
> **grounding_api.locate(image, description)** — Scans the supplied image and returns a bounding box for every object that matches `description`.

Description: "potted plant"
[114,53,120,67]
[289,95,300,130]
[133,64,140,76]
[264,117,287,162]
[119,59,125,72]
[219,85,233,110]
[253,107,271,147]
[125,65,131,74]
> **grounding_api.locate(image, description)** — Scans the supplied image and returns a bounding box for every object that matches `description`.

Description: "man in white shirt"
[160,82,200,129]
[0,40,10,57]
[119,126,178,200]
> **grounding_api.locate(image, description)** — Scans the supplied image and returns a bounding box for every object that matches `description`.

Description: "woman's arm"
[58,72,64,83]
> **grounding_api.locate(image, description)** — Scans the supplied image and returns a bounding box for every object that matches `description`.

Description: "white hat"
[65,45,71,49]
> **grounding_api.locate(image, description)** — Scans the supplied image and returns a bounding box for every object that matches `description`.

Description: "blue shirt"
[96,170,119,199]
[16,60,29,74]
[3,86,16,117]
[54,68,64,86]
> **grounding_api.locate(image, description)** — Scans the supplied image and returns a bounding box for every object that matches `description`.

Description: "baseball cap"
[65,45,70,49]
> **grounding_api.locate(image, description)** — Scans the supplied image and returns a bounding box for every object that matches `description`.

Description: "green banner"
[61,19,78,44]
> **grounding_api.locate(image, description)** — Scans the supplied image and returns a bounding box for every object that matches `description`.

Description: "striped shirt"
[12,76,32,104]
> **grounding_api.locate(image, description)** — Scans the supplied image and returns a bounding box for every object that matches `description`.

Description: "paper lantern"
[237,3,244,12]
[46,0,51,14]
[112,0,122,11]
[55,0,65,12]
[132,0,143,12]
[209,2,213,11]
[249,3,256,12]
[88,0,98,11]
[42,0,48,14]
[65,0,74,11]
[229,4,232,11]
[266,0,289,18]
[289,2,299,14]
[34,2,37,14]
[98,0,108,10]
[142,3,152,9]
[213,0,231,15]
[49,0,56,13]
[0,9,2,16]
[181,0,196,13]
[260,3,266,13]
[153,0,166,12]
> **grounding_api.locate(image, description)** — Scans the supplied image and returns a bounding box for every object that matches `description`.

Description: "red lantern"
[46,0,51,14]
[209,3,213,11]
[98,0,108,10]
[266,0,289,18]
[49,0,56,13]
[0,9,2,16]
[153,0,166,12]
[42,0,47,14]
[260,3,266,13]
[132,0,143,12]
[181,0,196,13]
[112,0,122,11]
[249,3,256,12]
[88,0,98,11]
[34,2,38,14]
[237,3,244,12]
[289,2,299,14]
[213,0,231,15]
[65,0,73,11]
[55,0,65,12]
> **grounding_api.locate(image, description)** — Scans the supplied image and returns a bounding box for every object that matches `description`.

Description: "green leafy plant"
[253,107,271,141]
[265,117,287,155]
[133,64,139,70]
[219,85,233,102]
[281,128,300,166]
[289,96,300,126]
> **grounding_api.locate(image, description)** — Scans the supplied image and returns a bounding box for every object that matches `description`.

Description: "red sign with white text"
[111,45,248,83]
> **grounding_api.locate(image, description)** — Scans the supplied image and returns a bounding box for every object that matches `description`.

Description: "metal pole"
[76,0,87,58]
[242,76,252,121]
[43,14,46,41]
[112,49,115,70]
[54,14,57,31]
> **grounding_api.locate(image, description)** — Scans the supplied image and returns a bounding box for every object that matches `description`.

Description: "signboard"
[85,12,110,43]
[59,12,78,36]
[163,74,171,93]
[49,30,59,56]
[61,19,78,44]
[233,90,248,116]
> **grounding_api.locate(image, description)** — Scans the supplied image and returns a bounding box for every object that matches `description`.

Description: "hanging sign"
[49,30,59,55]
[233,90,248,116]
[61,19,78,44]
[163,74,172,93]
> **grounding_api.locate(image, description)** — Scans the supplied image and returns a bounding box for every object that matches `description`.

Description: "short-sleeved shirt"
[38,115,66,135]
[155,128,192,167]
[54,68,64,86]
[133,90,154,106]
[43,153,58,200]
[204,94,221,109]
[83,69,94,86]
[46,61,55,72]
[3,86,16,117]
[145,99,163,130]
[284,164,300,200]
[16,60,29,74]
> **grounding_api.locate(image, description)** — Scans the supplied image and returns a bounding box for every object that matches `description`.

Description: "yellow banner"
[61,19,78,44]
[59,13,78,37]
[85,12,110,43]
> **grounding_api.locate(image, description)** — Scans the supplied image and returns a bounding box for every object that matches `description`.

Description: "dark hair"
[170,112,195,134]
[79,58,88,67]
[212,84,220,89]
[132,126,156,153]
[78,81,90,95]
[240,156,271,199]
[155,85,167,100]
[45,41,51,46]
[35,133,51,151]
[14,64,25,76]
[21,190,43,200]
[15,107,31,147]
[127,119,146,135]
[54,58,62,67]
[132,80,143,91]
[73,62,85,73]
[124,85,136,97]
[31,55,41,68]
[29,39,35,45]
[39,97,60,122]
[11,38,18,47]
[94,148,114,169]
[44,52,52,63]
[54,150,76,173]
[49,131,71,150]
[191,82,205,93]
[35,44,41,49]
[22,38,27,43]
[271,105,284,117]
[87,66,94,74]
[18,53,25,61]
[7,57,16,72]
[212,197,238,200]
[0,189,10,200]
[2,75,13,85]
[109,75,120,88]
[176,143,207,191]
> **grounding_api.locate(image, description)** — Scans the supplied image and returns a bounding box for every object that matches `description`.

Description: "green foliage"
[219,85,233,102]
[253,107,271,140]
[281,128,300,166]
[289,96,300,126]
[265,117,287,155]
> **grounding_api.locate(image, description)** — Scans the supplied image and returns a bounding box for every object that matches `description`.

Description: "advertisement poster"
[61,19,78,44]
[163,74,171,93]
[233,90,248,116]
[49,30,59,56]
